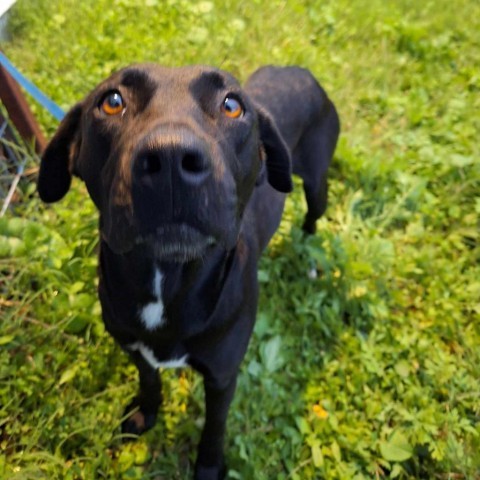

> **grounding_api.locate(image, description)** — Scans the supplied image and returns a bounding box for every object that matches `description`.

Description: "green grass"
[1,0,479,478]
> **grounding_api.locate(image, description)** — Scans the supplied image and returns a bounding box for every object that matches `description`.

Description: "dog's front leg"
[122,350,162,436]
[194,375,237,480]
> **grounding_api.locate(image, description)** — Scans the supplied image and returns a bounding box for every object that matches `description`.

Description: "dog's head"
[38,64,292,261]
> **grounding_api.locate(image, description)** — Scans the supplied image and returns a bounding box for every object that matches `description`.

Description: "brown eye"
[222,96,243,119]
[100,91,124,115]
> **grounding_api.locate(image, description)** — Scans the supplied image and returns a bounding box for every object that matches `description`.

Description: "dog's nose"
[135,145,211,186]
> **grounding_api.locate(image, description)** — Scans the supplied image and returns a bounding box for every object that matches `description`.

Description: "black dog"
[37,64,339,480]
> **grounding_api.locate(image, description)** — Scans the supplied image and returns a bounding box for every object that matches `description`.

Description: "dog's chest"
[139,268,166,330]
[132,267,189,369]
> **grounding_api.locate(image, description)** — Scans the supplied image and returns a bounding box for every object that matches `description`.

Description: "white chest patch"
[129,342,188,370]
[140,268,166,330]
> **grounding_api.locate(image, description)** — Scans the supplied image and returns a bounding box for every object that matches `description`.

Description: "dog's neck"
[98,239,238,339]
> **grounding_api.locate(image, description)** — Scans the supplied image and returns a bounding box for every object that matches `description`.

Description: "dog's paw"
[121,399,157,437]
[194,462,227,480]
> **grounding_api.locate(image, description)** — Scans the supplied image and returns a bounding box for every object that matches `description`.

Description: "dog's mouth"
[135,224,216,262]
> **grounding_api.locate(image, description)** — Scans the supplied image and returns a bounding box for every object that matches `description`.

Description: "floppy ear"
[256,107,293,193]
[37,104,83,203]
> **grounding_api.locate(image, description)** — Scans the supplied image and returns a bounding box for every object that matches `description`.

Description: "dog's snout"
[135,145,211,186]
[181,151,208,176]
[138,151,162,176]
[131,131,216,230]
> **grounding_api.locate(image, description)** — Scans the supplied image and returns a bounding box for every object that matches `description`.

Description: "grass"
[1,0,479,478]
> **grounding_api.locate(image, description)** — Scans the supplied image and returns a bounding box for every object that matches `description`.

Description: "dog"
[37,64,339,480]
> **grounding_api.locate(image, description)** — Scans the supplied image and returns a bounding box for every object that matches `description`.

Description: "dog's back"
[245,66,340,233]
[245,66,330,148]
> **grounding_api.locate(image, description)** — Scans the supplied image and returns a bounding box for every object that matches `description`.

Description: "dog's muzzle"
[102,126,239,258]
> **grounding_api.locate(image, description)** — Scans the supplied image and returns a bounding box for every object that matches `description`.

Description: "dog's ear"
[256,107,293,193]
[37,103,83,203]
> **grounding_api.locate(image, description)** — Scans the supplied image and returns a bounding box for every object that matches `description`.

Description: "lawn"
[1,0,479,478]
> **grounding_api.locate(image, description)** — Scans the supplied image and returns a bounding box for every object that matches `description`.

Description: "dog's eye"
[222,96,243,119]
[100,91,124,115]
